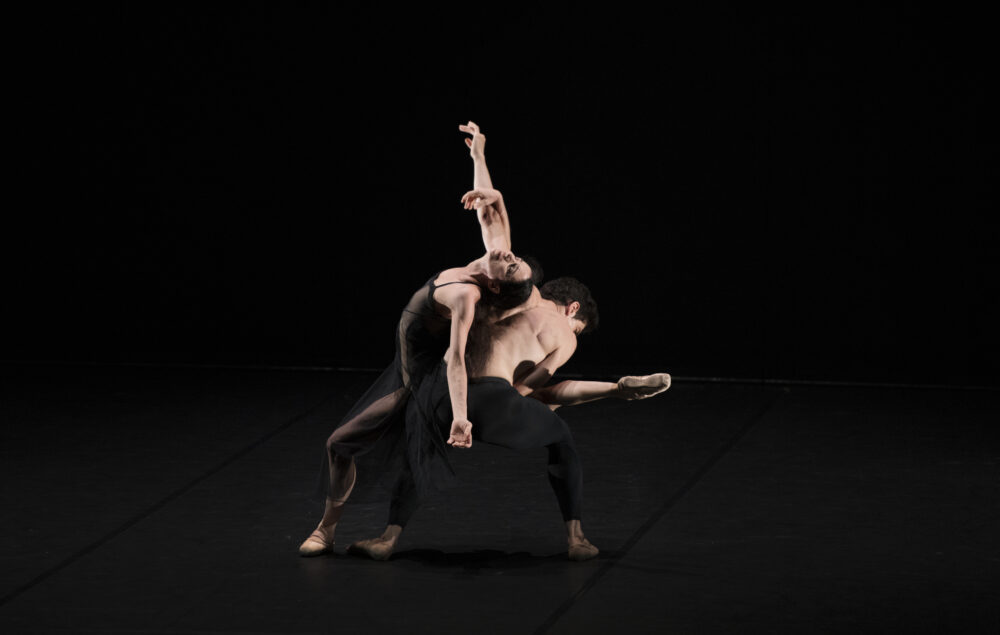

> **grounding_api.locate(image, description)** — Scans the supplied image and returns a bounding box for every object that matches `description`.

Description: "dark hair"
[479,254,544,313]
[482,279,533,311]
[523,255,544,287]
[539,277,599,333]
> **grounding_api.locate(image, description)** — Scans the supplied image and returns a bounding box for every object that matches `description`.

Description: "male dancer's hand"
[459,120,486,160]
[447,418,473,448]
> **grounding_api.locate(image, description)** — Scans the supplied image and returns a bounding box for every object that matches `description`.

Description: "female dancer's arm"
[441,289,477,448]
[460,121,512,251]
[462,189,511,252]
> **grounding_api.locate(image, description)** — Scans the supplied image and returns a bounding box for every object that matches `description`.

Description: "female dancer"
[299,122,537,556]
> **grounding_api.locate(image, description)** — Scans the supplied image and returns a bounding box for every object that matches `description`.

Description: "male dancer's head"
[539,277,599,335]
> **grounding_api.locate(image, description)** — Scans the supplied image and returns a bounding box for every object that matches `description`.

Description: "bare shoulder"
[433,266,471,285]
[533,307,577,355]
[434,282,481,312]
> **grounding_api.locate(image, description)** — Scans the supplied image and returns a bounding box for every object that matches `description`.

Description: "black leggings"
[388,374,583,526]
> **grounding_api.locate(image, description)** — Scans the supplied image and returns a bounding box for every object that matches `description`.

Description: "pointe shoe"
[568,538,599,562]
[347,538,395,561]
[617,373,671,400]
[298,528,335,557]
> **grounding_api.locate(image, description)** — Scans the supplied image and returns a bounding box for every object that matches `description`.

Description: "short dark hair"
[540,277,599,333]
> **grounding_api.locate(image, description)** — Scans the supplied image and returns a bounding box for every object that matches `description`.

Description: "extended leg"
[617,373,671,399]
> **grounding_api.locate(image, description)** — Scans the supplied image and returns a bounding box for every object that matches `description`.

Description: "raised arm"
[459,121,512,251]
[460,120,493,191]
[462,189,511,252]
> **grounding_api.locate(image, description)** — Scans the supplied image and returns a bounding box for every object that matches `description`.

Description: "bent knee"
[325,429,356,459]
[325,431,341,453]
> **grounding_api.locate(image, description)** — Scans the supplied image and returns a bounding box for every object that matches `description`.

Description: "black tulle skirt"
[315,279,458,503]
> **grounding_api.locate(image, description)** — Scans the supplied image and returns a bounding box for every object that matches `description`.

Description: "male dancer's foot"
[298,523,336,557]
[348,525,402,561]
[567,537,600,561]
[617,373,671,400]
[566,520,599,561]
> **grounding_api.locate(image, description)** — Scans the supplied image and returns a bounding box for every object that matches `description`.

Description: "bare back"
[476,301,578,388]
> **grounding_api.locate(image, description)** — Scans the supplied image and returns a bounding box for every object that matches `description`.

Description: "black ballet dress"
[317,273,481,502]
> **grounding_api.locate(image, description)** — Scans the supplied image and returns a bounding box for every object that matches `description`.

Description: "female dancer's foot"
[347,525,402,561]
[617,373,671,400]
[300,487,351,557]
[298,524,336,557]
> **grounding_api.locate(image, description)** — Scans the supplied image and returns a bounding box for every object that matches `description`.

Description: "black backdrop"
[6,5,997,385]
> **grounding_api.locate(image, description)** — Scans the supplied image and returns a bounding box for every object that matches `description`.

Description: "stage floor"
[1,364,997,634]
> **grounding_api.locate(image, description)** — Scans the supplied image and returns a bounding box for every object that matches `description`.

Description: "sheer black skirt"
[315,281,458,503]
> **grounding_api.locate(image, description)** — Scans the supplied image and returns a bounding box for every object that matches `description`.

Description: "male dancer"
[350,276,671,561]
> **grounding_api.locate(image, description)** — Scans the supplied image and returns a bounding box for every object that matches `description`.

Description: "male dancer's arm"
[512,331,577,397]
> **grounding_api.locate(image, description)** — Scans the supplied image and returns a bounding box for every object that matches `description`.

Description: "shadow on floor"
[366,548,569,571]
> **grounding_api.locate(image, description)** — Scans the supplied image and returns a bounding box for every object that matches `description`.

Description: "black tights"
[388,375,583,526]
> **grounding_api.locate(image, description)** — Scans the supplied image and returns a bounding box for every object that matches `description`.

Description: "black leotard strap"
[429,270,483,291]
[433,280,483,289]
[423,272,483,316]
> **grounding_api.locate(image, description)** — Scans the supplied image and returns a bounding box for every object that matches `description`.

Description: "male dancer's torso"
[475,302,577,388]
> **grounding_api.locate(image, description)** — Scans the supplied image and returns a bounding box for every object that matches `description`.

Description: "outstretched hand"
[461,188,502,210]
[447,418,473,449]
[459,121,486,160]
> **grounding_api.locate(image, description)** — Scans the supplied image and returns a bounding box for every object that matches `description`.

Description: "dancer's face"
[487,249,532,283]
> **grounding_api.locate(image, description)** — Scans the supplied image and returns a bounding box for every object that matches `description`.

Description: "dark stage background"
[5,5,997,385]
